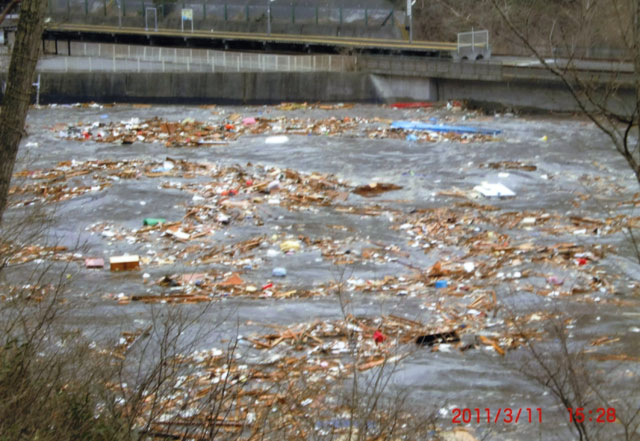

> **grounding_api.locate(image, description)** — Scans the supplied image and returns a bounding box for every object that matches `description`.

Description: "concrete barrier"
[33,72,378,104]
[0,69,635,114]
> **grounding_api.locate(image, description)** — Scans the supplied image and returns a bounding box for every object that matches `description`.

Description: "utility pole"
[267,0,275,35]
[407,0,415,42]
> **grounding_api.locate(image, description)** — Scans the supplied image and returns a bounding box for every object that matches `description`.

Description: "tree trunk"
[0,0,46,224]
[635,0,640,157]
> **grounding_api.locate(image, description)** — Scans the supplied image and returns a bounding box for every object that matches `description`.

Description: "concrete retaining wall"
[35,72,377,104]
[434,77,636,114]
[369,74,437,102]
[1,70,635,113]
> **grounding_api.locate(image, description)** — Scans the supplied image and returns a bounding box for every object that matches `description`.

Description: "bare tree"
[0,0,45,224]
[508,315,640,441]
[490,0,640,184]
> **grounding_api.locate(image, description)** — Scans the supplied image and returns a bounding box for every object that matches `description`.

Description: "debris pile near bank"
[53,111,500,147]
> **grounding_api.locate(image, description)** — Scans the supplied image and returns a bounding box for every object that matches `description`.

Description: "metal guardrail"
[501,64,637,85]
[4,45,633,91]
[32,41,355,73]
[357,54,636,86]
[456,29,490,60]
[42,23,459,54]
[357,54,503,81]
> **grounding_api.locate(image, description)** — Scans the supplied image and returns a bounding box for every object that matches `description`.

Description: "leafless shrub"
[0,198,444,441]
[503,309,640,441]
[0,211,130,440]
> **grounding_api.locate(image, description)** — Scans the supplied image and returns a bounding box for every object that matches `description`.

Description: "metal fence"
[34,42,355,73]
[456,29,490,60]
[47,0,399,33]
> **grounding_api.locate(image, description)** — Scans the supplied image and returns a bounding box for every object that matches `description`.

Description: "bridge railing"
[357,54,503,81]
[47,0,400,37]
[32,41,356,73]
[456,29,490,60]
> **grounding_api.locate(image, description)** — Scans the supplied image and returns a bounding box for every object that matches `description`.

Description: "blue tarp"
[391,120,502,135]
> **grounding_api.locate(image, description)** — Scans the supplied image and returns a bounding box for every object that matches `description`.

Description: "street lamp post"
[267,0,275,35]
[407,0,415,43]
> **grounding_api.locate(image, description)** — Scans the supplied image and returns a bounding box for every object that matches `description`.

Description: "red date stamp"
[452,407,617,424]
[567,408,616,423]
[452,408,543,424]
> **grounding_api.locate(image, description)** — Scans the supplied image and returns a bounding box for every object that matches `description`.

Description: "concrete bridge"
[40,22,458,57]
[0,20,634,113]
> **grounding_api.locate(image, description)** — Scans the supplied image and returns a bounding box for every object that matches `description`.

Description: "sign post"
[181,8,194,33]
[145,7,158,31]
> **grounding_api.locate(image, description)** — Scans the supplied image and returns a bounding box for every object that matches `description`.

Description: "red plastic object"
[373,330,386,344]
[225,124,235,131]
[261,282,273,290]
[576,258,588,266]
[391,102,434,109]
[246,180,253,186]
[222,189,238,197]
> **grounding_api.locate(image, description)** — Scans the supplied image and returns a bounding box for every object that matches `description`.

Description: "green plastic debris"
[143,218,166,226]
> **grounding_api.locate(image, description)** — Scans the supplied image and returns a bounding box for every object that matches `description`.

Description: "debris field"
[3,102,639,440]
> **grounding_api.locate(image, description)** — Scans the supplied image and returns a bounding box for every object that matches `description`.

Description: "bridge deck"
[43,23,458,55]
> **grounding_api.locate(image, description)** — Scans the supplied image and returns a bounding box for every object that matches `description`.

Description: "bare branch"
[0,0,19,27]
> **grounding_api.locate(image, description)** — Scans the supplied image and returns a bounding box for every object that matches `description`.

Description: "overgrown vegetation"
[413,0,631,56]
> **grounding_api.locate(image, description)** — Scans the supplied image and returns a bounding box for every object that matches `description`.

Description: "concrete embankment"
[33,72,377,105]
[1,69,635,112]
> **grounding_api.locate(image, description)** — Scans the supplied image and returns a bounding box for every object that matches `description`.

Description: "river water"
[4,103,640,440]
